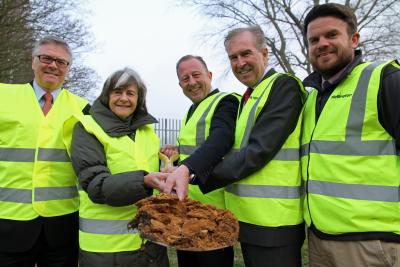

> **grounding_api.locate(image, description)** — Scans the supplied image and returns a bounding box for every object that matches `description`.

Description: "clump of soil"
[130,194,239,251]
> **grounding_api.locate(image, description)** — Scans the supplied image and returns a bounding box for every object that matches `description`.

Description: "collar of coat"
[89,99,157,137]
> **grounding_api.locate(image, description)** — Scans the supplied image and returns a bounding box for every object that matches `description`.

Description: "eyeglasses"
[36,55,70,68]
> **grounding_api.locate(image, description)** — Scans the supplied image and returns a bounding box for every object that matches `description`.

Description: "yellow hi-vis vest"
[301,61,400,235]
[178,92,234,209]
[63,115,160,252]
[225,74,307,227]
[0,83,88,220]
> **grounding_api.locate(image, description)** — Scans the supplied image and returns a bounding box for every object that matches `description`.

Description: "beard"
[311,48,354,79]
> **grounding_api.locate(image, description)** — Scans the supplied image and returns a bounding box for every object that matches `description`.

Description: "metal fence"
[155,118,182,146]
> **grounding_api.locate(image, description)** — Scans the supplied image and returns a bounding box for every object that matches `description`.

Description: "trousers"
[308,229,400,267]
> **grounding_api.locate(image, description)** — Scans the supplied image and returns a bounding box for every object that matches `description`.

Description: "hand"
[163,165,190,200]
[160,166,178,173]
[160,144,179,158]
[144,172,168,192]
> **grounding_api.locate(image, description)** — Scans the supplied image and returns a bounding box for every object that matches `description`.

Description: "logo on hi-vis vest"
[331,93,352,99]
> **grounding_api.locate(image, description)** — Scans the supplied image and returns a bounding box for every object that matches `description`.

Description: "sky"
[86,0,245,119]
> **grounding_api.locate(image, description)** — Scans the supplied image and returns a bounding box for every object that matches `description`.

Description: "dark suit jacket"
[0,212,78,252]
[197,69,306,247]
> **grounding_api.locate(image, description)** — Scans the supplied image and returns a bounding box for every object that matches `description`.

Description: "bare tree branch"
[0,0,99,99]
[182,0,400,77]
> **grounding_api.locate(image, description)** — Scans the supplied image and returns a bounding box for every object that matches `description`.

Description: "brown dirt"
[130,194,239,251]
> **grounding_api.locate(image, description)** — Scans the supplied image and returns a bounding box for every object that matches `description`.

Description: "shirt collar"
[33,80,62,101]
[322,67,346,85]
[252,65,270,89]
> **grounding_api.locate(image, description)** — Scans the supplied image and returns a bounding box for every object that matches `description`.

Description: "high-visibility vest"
[225,74,307,227]
[0,83,88,220]
[64,115,160,252]
[301,61,400,235]
[178,92,233,209]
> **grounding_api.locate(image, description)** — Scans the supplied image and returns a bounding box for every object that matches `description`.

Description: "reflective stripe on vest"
[0,148,36,162]
[0,147,70,162]
[308,180,399,202]
[301,139,397,156]
[0,186,79,211]
[178,92,232,209]
[80,218,138,234]
[301,60,400,235]
[301,61,397,157]
[0,83,87,220]
[37,148,70,162]
[0,188,31,203]
[225,73,306,227]
[65,115,159,252]
[226,184,302,199]
[231,147,300,161]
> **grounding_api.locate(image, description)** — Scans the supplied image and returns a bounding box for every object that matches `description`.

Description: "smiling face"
[307,16,359,78]
[177,58,212,104]
[32,43,71,91]
[109,85,138,119]
[226,31,268,88]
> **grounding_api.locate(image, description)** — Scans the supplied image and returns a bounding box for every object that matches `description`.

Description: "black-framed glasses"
[36,55,70,68]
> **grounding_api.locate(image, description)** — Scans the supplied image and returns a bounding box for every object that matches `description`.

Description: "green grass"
[167,240,309,267]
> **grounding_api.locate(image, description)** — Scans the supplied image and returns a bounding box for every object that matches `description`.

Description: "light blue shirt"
[33,80,62,108]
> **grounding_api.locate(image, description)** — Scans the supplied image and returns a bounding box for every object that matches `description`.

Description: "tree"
[0,0,34,83]
[0,0,99,99]
[183,0,400,76]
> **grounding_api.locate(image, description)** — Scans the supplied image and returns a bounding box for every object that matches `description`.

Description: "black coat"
[197,69,306,247]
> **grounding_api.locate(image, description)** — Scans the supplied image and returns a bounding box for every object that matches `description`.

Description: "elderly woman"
[65,68,169,267]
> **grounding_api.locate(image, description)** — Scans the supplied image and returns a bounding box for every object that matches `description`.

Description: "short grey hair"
[224,25,267,52]
[32,35,72,63]
[99,67,148,115]
[176,55,209,77]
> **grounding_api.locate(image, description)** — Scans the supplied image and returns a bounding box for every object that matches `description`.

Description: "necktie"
[42,92,53,116]
[242,87,253,104]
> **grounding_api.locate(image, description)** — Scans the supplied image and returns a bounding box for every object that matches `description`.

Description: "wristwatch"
[188,173,196,183]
